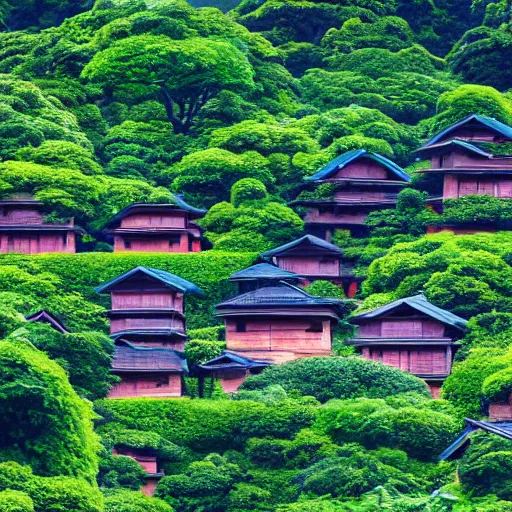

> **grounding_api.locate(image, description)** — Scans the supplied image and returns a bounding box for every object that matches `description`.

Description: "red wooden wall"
[108,374,182,398]
[277,256,340,276]
[111,292,183,313]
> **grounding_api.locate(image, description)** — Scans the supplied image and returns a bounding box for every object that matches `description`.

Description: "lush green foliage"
[241,357,430,402]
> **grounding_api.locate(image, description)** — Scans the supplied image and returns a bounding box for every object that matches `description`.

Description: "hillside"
[1,0,512,510]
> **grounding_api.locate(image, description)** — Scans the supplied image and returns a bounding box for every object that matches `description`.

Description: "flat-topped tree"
[348,293,468,397]
[81,36,254,135]
[292,149,410,239]
[103,198,206,253]
[260,234,360,297]
[96,266,204,399]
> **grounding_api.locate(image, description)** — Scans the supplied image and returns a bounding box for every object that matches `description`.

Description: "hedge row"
[0,251,257,329]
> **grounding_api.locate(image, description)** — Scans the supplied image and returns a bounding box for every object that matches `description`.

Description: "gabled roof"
[110,329,188,341]
[95,266,204,296]
[305,150,410,183]
[112,339,188,373]
[422,114,512,148]
[350,293,468,331]
[104,197,207,228]
[229,263,301,282]
[439,419,512,461]
[25,310,69,334]
[260,235,342,258]
[217,281,344,310]
[417,139,493,158]
[198,351,271,371]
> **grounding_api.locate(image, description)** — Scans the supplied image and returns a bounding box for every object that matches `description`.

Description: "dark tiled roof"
[351,293,468,331]
[439,419,512,461]
[229,263,301,281]
[260,235,342,258]
[95,266,204,297]
[198,351,271,371]
[217,282,344,308]
[305,149,410,183]
[417,139,493,157]
[423,114,512,148]
[104,198,207,228]
[25,310,69,334]
[110,329,188,341]
[112,340,188,372]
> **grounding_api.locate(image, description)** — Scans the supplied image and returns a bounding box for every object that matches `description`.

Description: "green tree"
[82,35,255,134]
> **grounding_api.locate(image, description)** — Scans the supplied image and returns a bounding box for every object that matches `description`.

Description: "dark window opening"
[236,321,247,333]
[169,235,181,247]
[124,240,132,249]
[306,321,323,333]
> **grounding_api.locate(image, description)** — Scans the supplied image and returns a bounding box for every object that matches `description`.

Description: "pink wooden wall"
[0,233,75,254]
[111,292,183,313]
[225,318,332,354]
[114,234,190,253]
[0,207,44,224]
[335,191,392,202]
[121,212,187,229]
[357,319,446,339]
[142,477,160,497]
[334,160,389,180]
[443,175,512,200]
[110,316,185,334]
[437,126,502,144]
[362,347,449,375]
[429,384,442,399]
[108,374,182,398]
[218,371,250,393]
[489,393,512,420]
[277,256,340,276]
[305,209,368,225]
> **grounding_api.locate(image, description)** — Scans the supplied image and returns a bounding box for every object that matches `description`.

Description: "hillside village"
[3,0,512,510]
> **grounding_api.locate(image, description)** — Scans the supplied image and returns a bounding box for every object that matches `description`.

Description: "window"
[236,321,246,333]
[439,155,446,168]
[124,240,132,249]
[169,235,181,247]
[306,321,323,333]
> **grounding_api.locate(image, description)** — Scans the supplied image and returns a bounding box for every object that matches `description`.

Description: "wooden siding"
[111,292,183,312]
[108,374,182,398]
[305,209,369,225]
[334,190,398,202]
[120,212,187,229]
[357,319,446,339]
[277,256,340,276]
[366,347,449,375]
[225,318,332,354]
[444,175,512,200]
[218,371,250,393]
[110,316,185,334]
[437,126,501,144]
[0,233,75,254]
[0,207,44,224]
[112,448,158,474]
[113,234,190,253]
[334,160,389,179]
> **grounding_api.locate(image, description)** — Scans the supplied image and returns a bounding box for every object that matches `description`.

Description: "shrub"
[0,490,34,512]
[241,357,430,403]
[104,489,174,512]
[98,456,147,490]
[0,339,100,482]
[304,281,345,299]
[230,178,268,207]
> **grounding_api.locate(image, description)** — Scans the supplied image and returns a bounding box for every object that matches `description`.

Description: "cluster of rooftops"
[2,113,512,256]
[12,113,512,492]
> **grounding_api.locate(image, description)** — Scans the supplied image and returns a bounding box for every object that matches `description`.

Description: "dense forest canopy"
[1,0,512,510]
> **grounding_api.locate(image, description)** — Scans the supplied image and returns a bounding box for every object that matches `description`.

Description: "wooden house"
[198,282,345,392]
[416,115,512,228]
[489,393,512,421]
[440,418,512,461]
[95,266,204,398]
[292,150,410,238]
[25,310,69,334]
[260,235,360,298]
[229,262,301,294]
[348,293,467,397]
[112,445,164,496]
[104,198,206,253]
[0,196,78,254]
